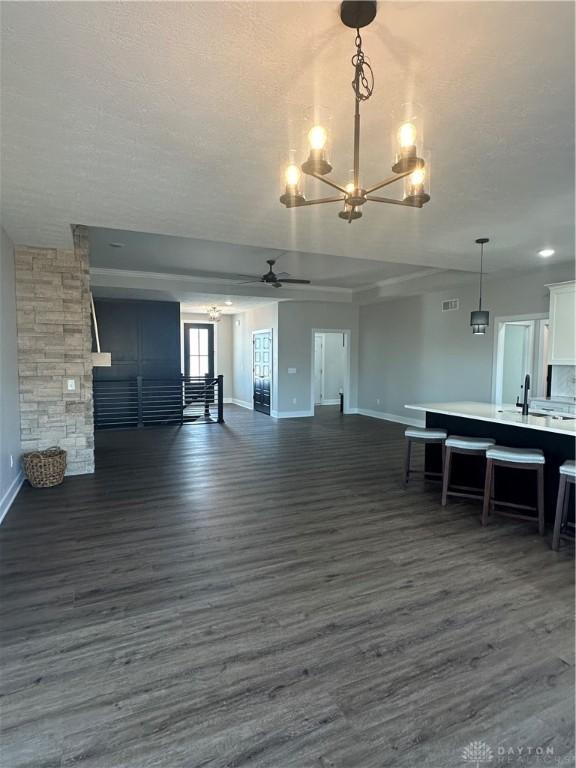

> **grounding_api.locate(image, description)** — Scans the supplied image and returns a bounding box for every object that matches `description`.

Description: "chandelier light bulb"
[399,122,417,148]
[345,182,355,194]
[284,164,301,187]
[410,167,425,186]
[308,125,328,150]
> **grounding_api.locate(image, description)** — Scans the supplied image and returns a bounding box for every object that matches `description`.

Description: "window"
[184,323,214,378]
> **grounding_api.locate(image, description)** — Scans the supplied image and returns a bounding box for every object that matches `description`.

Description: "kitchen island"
[405,401,576,524]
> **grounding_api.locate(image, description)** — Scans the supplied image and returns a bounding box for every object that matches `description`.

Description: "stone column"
[14,226,94,475]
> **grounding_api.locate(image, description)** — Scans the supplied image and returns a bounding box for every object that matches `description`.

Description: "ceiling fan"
[237,258,311,289]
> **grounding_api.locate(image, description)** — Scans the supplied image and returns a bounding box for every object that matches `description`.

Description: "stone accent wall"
[14,226,94,475]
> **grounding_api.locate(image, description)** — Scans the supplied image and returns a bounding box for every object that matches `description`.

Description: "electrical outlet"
[292,398,297,405]
[376,398,380,405]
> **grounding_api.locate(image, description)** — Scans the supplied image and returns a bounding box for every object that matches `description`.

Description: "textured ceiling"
[1,1,574,276]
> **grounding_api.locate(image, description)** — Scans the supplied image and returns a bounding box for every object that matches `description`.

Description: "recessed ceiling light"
[538,248,555,258]
[109,242,125,248]
[224,300,233,306]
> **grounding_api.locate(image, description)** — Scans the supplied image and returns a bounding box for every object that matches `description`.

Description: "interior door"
[314,334,323,404]
[253,330,272,415]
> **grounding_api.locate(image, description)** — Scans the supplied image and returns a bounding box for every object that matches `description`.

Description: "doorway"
[183,323,215,378]
[253,329,272,415]
[492,315,549,405]
[313,331,348,411]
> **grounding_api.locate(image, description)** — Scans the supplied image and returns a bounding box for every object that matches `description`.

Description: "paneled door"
[253,330,272,415]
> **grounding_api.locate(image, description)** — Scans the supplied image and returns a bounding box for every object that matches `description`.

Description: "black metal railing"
[94,375,224,430]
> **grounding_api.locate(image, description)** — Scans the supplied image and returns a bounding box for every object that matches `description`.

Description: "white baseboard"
[271,410,314,419]
[230,398,253,410]
[316,399,341,406]
[223,397,233,404]
[356,408,425,427]
[0,471,24,525]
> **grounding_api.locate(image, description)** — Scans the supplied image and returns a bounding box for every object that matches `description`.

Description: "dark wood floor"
[1,406,574,768]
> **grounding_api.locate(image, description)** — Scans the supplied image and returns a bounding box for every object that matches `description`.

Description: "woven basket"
[22,447,67,488]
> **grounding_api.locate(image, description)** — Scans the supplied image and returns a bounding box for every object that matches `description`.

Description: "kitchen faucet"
[515,374,531,416]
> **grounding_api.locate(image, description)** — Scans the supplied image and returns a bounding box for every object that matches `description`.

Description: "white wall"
[231,304,279,408]
[180,312,233,398]
[0,228,22,520]
[277,301,359,415]
[358,262,575,423]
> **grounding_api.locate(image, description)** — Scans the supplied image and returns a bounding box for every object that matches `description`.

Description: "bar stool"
[482,446,545,535]
[552,460,575,551]
[403,427,447,487]
[441,436,495,506]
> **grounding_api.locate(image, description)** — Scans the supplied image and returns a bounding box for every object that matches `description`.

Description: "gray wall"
[232,304,278,408]
[0,228,22,518]
[277,302,359,415]
[359,262,575,422]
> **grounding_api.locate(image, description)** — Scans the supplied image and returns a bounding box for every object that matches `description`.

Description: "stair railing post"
[204,373,211,418]
[137,375,143,427]
[217,375,224,423]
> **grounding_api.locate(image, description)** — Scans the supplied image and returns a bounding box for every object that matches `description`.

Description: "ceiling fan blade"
[276,271,291,279]
[279,278,311,285]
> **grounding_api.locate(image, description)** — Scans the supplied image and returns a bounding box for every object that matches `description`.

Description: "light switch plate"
[64,376,80,395]
[288,368,297,374]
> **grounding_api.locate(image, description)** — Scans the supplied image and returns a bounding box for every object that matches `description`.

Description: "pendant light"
[470,238,490,335]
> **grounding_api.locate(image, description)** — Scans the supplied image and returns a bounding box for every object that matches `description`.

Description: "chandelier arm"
[305,172,349,194]
[365,169,414,195]
[366,195,421,207]
[294,196,344,207]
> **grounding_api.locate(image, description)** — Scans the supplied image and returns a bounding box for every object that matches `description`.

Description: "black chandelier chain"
[351,28,374,102]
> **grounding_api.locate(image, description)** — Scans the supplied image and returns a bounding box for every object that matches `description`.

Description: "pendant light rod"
[475,237,489,311]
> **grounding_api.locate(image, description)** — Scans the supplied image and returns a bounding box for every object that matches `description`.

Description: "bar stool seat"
[405,428,447,440]
[552,460,575,551]
[482,445,545,534]
[442,436,495,506]
[403,427,447,486]
[445,436,495,451]
[485,446,545,464]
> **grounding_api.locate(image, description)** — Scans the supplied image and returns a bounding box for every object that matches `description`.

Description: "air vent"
[441,299,460,312]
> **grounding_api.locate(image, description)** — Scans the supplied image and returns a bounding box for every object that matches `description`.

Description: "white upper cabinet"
[548,281,576,365]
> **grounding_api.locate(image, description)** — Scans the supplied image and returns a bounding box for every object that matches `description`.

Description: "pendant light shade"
[470,238,490,335]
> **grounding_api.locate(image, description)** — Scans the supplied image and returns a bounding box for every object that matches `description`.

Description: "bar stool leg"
[403,439,412,487]
[536,464,545,536]
[482,458,493,527]
[552,474,568,551]
[441,446,452,506]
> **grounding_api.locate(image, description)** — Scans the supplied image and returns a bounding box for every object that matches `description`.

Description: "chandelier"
[207,305,222,322]
[279,0,430,222]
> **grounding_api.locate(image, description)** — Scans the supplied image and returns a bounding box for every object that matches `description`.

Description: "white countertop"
[405,401,576,436]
